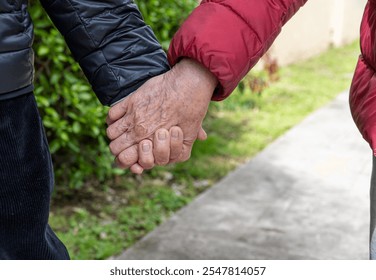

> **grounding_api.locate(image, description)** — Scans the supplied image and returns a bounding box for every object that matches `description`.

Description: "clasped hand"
[106,59,218,174]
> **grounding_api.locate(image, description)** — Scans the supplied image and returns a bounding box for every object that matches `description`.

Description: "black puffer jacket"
[0,0,34,99]
[0,0,169,105]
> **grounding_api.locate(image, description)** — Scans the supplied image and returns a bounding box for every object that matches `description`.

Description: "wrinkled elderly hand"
[106,58,218,173]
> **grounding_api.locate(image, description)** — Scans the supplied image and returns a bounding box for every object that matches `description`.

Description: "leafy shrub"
[135,0,197,49]
[29,0,197,189]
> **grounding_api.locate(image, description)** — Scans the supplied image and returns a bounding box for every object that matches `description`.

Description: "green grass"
[51,181,189,259]
[50,40,360,259]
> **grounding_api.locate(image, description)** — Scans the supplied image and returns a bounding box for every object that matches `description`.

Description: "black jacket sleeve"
[39,0,170,106]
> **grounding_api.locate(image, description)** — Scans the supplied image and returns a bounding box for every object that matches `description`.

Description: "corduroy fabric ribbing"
[0,93,69,259]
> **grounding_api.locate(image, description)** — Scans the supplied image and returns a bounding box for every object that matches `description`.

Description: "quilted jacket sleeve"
[349,0,376,154]
[168,0,307,101]
[39,0,170,106]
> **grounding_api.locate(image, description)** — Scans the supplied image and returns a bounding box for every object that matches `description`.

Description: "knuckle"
[115,156,126,169]
[119,118,129,131]
[121,100,128,111]
[108,108,117,122]
[118,152,130,165]
[135,123,148,138]
[109,142,118,156]
[108,120,128,140]
[118,154,133,168]
[106,127,115,140]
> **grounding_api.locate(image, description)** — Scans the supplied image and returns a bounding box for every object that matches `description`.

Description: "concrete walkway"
[116,92,371,260]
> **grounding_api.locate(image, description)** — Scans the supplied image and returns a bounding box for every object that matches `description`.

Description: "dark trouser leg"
[370,156,376,259]
[0,93,69,259]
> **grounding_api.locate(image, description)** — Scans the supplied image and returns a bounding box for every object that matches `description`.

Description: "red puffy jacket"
[350,0,376,154]
[168,0,376,154]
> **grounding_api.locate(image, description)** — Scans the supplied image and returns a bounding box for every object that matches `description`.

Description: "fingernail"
[171,129,179,138]
[142,143,150,152]
[158,130,166,140]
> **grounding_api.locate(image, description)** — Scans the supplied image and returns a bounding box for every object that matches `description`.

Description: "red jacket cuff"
[168,0,307,101]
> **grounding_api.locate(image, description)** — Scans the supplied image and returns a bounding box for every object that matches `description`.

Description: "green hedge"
[135,0,197,49]
[29,0,197,189]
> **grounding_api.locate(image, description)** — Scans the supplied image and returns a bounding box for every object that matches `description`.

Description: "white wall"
[267,0,366,66]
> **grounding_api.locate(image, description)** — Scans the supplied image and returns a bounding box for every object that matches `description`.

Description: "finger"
[130,163,144,175]
[169,126,183,162]
[107,99,128,125]
[179,143,193,163]
[109,131,135,156]
[106,117,130,140]
[153,128,170,165]
[115,145,138,169]
[197,126,207,141]
[138,139,155,170]
[106,114,115,126]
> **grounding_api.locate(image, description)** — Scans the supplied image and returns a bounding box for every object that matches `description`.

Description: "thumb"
[197,126,207,141]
